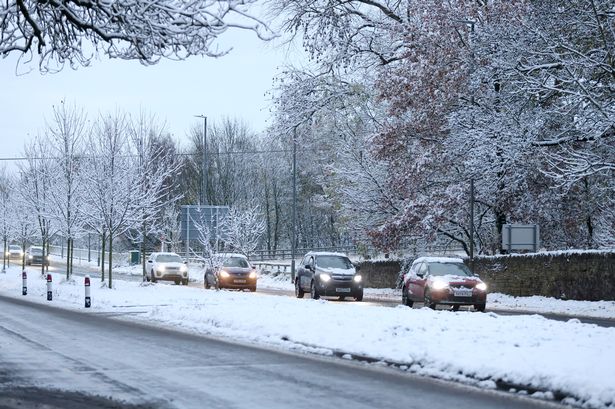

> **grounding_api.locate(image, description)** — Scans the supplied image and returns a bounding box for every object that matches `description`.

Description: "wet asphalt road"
[0,294,563,409]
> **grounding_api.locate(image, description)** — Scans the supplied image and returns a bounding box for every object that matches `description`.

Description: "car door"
[408,262,428,301]
[300,256,315,290]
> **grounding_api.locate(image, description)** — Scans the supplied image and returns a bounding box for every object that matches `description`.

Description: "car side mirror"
[416,272,424,278]
[184,261,188,265]
[147,260,153,263]
[305,264,311,270]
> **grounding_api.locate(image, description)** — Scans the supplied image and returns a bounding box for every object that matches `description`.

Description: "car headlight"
[432,280,449,290]
[220,270,230,278]
[28,255,33,259]
[320,273,331,282]
[249,271,257,279]
[180,264,187,272]
[158,265,166,273]
[475,282,487,291]
[353,274,362,283]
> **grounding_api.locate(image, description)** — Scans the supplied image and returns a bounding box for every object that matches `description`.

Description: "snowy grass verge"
[1,267,613,409]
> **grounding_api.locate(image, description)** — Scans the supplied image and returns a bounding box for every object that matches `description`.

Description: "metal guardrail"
[254,261,292,275]
[248,246,357,261]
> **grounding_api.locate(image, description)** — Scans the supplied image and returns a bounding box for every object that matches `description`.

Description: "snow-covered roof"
[411,256,464,265]
[304,251,349,258]
[150,252,182,257]
[212,253,248,259]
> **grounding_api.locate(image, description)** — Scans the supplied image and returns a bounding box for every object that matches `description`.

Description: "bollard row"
[20,271,91,308]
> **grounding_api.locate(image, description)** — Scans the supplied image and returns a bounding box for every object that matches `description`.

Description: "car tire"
[402,286,413,307]
[249,286,256,292]
[295,279,305,298]
[151,271,157,283]
[174,279,180,285]
[310,281,320,300]
[204,275,211,289]
[338,296,346,301]
[354,291,363,302]
[424,288,436,310]
[182,279,188,286]
[474,303,486,312]
[452,305,460,312]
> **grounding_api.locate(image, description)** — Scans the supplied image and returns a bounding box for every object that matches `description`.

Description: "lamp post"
[291,127,297,283]
[194,115,208,205]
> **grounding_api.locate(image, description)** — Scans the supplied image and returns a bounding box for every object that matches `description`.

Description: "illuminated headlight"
[220,270,230,278]
[46,256,50,260]
[320,273,331,282]
[432,280,449,290]
[249,271,257,279]
[180,264,187,272]
[353,275,362,283]
[475,282,487,291]
[28,255,33,259]
[4,252,8,256]
[158,265,166,273]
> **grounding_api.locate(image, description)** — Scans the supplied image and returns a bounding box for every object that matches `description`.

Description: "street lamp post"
[194,115,208,205]
[291,127,297,283]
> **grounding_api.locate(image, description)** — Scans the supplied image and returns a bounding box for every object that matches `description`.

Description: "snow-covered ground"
[1,266,613,409]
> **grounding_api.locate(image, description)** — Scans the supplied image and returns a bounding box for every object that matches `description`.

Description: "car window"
[10,245,20,251]
[417,263,428,276]
[316,255,353,269]
[156,254,182,263]
[223,257,249,268]
[427,262,472,277]
[29,247,43,255]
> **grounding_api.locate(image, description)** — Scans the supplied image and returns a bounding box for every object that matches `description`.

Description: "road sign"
[180,205,229,243]
[502,224,540,253]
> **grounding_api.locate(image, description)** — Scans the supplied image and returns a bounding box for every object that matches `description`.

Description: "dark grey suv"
[295,252,363,301]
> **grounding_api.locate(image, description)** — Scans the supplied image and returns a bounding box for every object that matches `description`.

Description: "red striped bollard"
[22,271,27,296]
[85,275,91,308]
[46,274,52,301]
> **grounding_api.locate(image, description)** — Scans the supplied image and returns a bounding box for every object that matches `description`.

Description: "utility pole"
[469,178,475,262]
[291,127,297,283]
[194,115,207,205]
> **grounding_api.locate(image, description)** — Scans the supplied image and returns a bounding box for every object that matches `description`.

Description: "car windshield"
[156,254,182,263]
[223,257,249,268]
[9,245,20,251]
[30,247,43,255]
[316,255,353,270]
[427,262,473,277]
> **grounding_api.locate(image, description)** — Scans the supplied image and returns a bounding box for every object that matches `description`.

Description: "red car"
[401,257,487,311]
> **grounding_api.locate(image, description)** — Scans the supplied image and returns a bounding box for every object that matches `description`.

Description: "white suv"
[146,252,189,285]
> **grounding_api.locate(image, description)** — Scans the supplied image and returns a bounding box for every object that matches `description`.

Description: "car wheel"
[424,288,436,310]
[249,286,256,292]
[452,305,460,312]
[354,290,363,302]
[151,271,157,283]
[474,303,486,312]
[310,281,320,300]
[338,296,346,301]
[402,286,414,307]
[295,279,305,298]
[204,275,211,289]
[182,279,189,286]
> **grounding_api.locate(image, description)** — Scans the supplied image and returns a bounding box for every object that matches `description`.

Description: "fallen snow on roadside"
[1,267,613,409]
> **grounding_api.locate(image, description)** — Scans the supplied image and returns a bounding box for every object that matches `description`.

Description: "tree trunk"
[101,232,106,282]
[141,224,147,282]
[108,232,113,289]
[40,235,46,277]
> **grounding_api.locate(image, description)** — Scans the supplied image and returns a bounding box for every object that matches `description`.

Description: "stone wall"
[469,251,615,301]
[358,251,615,301]
[357,259,402,288]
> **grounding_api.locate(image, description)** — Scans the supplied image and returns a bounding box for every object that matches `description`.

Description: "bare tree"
[2,0,275,71]
[221,202,266,255]
[18,135,55,276]
[0,167,12,272]
[46,101,87,280]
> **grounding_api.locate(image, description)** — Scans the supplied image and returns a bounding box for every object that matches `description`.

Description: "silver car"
[146,252,189,285]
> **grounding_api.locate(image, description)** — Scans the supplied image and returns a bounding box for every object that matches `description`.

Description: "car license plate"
[234,279,247,283]
[336,288,351,293]
[454,289,473,297]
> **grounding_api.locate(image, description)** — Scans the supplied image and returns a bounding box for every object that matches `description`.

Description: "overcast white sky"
[0,25,302,162]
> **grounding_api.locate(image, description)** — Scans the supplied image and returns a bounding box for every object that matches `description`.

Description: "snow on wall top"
[412,256,464,265]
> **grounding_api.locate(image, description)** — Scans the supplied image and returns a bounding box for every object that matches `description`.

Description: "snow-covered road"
[1,267,613,408]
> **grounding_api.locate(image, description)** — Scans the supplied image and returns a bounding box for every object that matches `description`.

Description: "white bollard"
[85,275,91,308]
[22,271,27,296]
[46,274,52,301]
